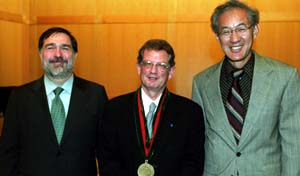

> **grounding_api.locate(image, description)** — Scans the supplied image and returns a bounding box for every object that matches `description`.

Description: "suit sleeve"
[98,101,126,176]
[192,76,204,108]
[180,102,205,176]
[280,68,300,176]
[0,89,20,176]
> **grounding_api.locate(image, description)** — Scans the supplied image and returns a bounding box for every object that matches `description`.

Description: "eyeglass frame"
[139,60,171,71]
[218,23,255,38]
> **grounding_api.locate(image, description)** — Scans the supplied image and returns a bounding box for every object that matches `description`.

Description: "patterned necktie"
[51,87,66,144]
[225,70,245,144]
[146,102,156,139]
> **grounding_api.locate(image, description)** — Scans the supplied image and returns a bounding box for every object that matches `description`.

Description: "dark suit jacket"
[0,76,108,176]
[99,90,205,176]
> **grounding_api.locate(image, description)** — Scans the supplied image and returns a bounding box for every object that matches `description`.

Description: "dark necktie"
[225,70,245,144]
[51,87,66,144]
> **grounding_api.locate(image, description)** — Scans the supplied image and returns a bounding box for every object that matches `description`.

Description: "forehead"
[43,33,71,46]
[218,8,249,27]
[143,49,169,62]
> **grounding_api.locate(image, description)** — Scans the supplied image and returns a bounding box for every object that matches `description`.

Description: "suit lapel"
[239,53,273,148]
[148,92,173,160]
[31,77,59,146]
[204,61,237,147]
[60,77,86,144]
[150,114,168,161]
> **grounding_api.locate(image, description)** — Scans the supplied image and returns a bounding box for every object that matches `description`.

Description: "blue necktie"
[146,102,156,139]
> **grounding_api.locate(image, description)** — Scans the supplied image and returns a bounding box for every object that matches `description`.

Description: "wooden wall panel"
[28,21,300,98]
[30,0,98,16]
[0,21,29,86]
[0,0,26,14]
[0,0,29,23]
[30,0,300,23]
[0,0,299,99]
[0,0,30,86]
[255,22,300,69]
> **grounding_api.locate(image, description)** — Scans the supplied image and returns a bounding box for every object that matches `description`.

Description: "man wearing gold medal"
[99,39,205,175]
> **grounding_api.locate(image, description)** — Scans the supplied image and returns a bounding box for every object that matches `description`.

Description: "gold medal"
[137,160,155,176]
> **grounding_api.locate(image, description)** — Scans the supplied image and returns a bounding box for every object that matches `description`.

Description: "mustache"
[49,57,68,64]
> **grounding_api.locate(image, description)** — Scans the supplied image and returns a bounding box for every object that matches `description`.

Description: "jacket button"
[236,152,241,157]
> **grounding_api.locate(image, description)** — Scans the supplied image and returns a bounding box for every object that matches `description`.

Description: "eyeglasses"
[218,24,254,38]
[140,60,170,71]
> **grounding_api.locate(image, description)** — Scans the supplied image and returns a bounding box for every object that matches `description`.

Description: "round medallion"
[137,161,155,176]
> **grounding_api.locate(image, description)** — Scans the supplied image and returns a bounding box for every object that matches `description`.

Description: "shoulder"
[103,92,136,117]
[74,76,107,95]
[167,93,204,124]
[168,93,202,111]
[73,76,108,102]
[9,77,43,96]
[193,61,223,82]
[255,52,296,70]
[74,76,106,90]
[254,52,298,77]
[107,91,136,106]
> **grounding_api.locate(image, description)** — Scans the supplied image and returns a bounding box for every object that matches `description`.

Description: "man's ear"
[168,66,176,80]
[253,24,259,39]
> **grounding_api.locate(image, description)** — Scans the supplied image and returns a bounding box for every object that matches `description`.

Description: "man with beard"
[0,27,108,176]
[99,39,205,176]
[192,1,300,175]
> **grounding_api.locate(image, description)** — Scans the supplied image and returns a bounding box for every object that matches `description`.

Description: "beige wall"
[1,0,300,98]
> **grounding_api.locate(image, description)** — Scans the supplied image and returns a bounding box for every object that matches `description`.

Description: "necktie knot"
[232,69,243,79]
[54,87,64,96]
[148,102,156,115]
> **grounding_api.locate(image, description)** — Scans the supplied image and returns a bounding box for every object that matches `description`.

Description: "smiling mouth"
[49,57,68,64]
[230,45,242,52]
[148,75,158,80]
[149,77,157,81]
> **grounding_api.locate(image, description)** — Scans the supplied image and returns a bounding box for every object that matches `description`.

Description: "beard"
[43,57,74,80]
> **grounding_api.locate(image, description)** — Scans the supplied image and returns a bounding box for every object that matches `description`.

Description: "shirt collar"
[141,88,161,108]
[222,52,255,78]
[44,74,74,96]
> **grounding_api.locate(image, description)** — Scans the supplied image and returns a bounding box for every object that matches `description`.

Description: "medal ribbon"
[137,88,168,157]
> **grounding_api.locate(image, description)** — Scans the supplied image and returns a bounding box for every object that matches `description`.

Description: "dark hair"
[137,39,175,67]
[38,27,78,53]
[211,0,259,34]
